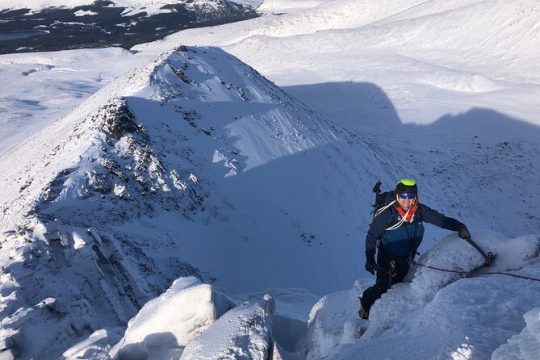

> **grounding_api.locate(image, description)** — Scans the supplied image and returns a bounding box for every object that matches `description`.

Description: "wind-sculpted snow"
[62,328,123,360]
[108,277,234,360]
[492,307,540,360]
[301,282,369,360]
[180,294,275,360]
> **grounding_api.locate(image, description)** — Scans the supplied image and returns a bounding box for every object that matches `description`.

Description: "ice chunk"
[181,294,275,360]
[110,276,234,359]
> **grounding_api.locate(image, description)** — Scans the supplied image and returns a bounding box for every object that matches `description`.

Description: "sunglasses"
[398,193,416,200]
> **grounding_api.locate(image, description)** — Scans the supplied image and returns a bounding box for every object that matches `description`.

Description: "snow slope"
[0,48,149,154]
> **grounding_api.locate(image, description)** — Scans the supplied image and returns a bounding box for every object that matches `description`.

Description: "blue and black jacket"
[366,199,468,258]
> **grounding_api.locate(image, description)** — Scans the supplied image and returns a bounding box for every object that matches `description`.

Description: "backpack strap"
[374,200,396,218]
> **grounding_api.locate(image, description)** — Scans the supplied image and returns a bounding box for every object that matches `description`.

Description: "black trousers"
[361,250,410,312]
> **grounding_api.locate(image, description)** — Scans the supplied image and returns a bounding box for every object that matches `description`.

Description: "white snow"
[232,0,263,9]
[492,308,540,360]
[1,0,540,359]
[0,48,149,154]
[109,277,234,359]
[63,328,123,359]
[1,0,93,11]
[74,10,98,16]
[181,293,275,360]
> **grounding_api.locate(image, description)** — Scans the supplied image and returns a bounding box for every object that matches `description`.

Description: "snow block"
[110,277,234,359]
[63,328,123,359]
[180,294,275,360]
[0,349,15,360]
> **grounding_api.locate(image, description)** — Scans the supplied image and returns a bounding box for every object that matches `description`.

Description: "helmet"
[395,178,417,195]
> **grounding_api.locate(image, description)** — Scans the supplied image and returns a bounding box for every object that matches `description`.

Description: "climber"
[359,178,471,319]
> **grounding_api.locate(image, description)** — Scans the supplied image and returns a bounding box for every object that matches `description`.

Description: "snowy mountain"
[0,44,382,358]
[1,0,540,359]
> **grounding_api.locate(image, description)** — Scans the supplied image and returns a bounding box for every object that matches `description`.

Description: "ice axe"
[372,180,382,195]
[464,237,495,267]
[372,181,384,209]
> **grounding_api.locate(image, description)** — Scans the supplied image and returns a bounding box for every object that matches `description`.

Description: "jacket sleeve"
[365,208,391,251]
[419,204,467,232]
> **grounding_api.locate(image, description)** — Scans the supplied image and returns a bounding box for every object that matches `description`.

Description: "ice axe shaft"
[464,237,495,266]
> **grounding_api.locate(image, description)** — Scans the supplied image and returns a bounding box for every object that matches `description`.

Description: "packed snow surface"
[1,0,540,359]
[0,48,149,153]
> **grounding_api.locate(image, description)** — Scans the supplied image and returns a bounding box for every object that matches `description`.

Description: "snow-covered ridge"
[0,50,165,228]
[0,45,375,358]
[0,44,328,226]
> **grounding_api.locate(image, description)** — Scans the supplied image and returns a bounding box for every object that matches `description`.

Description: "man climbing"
[359,178,471,319]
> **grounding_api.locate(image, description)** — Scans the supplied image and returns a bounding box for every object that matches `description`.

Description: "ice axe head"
[485,252,496,266]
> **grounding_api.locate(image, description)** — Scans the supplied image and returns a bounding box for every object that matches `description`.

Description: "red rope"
[412,261,540,282]
[481,272,540,282]
[413,261,471,275]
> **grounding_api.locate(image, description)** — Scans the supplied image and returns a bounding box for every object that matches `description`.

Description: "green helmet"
[395,178,417,194]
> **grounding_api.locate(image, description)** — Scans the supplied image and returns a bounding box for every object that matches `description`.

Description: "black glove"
[459,227,471,240]
[365,250,377,275]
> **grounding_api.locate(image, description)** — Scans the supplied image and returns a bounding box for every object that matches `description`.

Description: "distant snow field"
[74,10,98,16]
[1,0,92,11]
[1,0,540,359]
